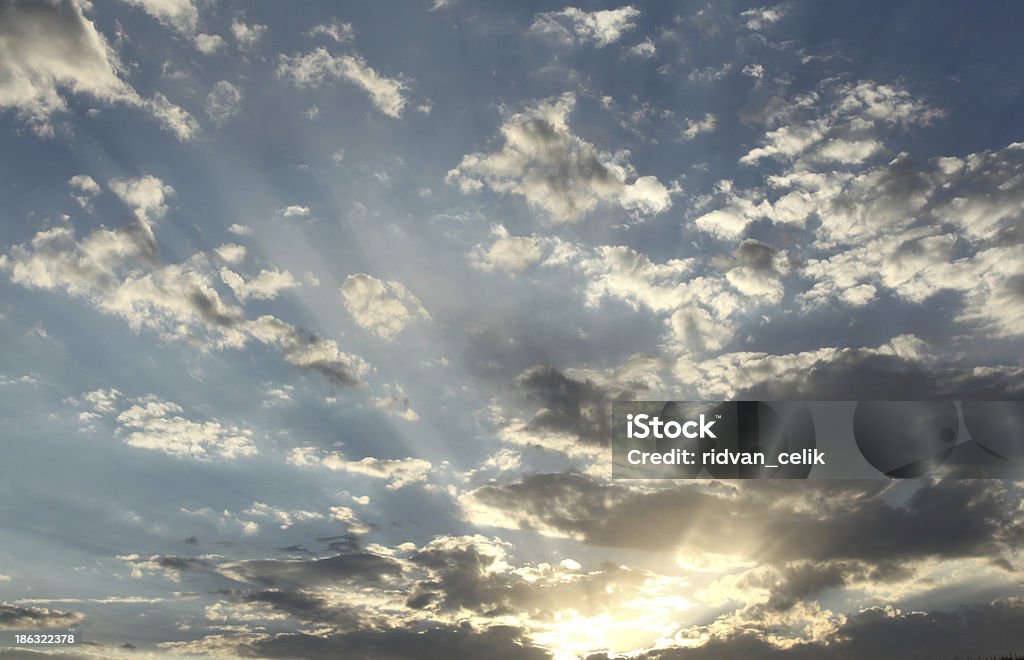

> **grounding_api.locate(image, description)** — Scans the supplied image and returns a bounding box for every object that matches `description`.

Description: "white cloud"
[309,20,354,44]
[530,6,641,48]
[740,4,787,30]
[120,0,199,35]
[675,335,930,398]
[1,213,370,386]
[220,267,300,302]
[205,81,242,125]
[0,0,196,139]
[226,223,253,236]
[681,113,717,141]
[109,175,174,223]
[69,174,101,210]
[469,226,544,273]
[80,387,122,414]
[115,395,257,460]
[447,94,671,222]
[230,19,266,48]
[740,81,941,166]
[146,92,199,140]
[213,244,246,265]
[244,502,324,530]
[193,33,226,54]
[288,447,432,489]
[742,63,765,79]
[341,274,430,339]
[626,38,656,58]
[278,205,310,219]
[277,48,408,118]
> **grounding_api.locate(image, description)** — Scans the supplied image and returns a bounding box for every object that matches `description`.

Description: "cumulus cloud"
[447,94,671,222]
[109,174,174,223]
[120,0,199,35]
[0,0,197,138]
[278,47,408,118]
[469,226,544,273]
[739,81,940,166]
[231,18,266,47]
[220,267,300,302]
[278,204,310,219]
[114,395,258,460]
[530,6,641,48]
[340,274,429,339]
[68,174,101,210]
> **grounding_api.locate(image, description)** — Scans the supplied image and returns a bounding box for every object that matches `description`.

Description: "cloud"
[68,174,101,210]
[530,6,641,48]
[220,267,300,302]
[370,384,420,422]
[193,32,225,54]
[461,474,1023,566]
[218,551,403,588]
[681,113,717,141]
[1,202,370,387]
[740,5,787,31]
[309,20,354,44]
[112,395,258,460]
[120,0,198,35]
[278,48,408,118]
[340,274,430,339]
[278,204,310,219]
[0,0,196,138]
[221,624,551,660]
[288,447,432,489]
[0,603,84,629]
[213,243,246,265]
[609,598,1024,659]
[626,37,656,58]
[490,355,664,457]
[469,226,544,273]
[205,80,242,125]
[739,81,940,166]
[108,174,174,223]
[447,94,671,222]
[226,223,253,236]
[231,19,266,47]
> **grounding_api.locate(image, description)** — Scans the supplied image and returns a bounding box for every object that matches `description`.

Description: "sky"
[1,1,1024,658]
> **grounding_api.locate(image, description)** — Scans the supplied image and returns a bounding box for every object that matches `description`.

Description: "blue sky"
[2,1,1024,658]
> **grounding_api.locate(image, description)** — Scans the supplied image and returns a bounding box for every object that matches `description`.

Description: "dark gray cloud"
[514,364,612,446]
[733,239,779,271]
[586,598,1024,660]
[218,551,403,588]
[733,351,1024,400]
[241,589,365,629]
[0,603,83,629]
[245,624,551,660]
[464,473,1023,563]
